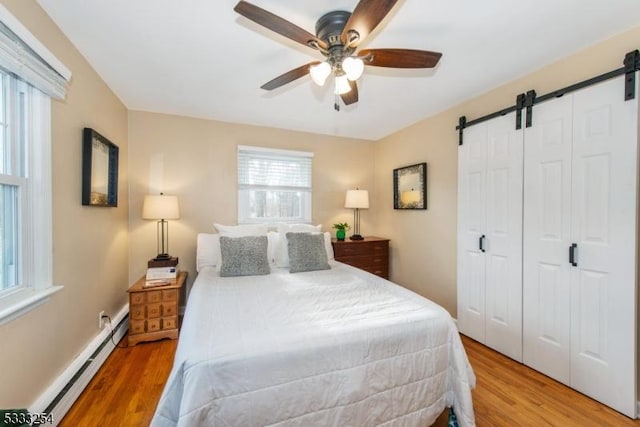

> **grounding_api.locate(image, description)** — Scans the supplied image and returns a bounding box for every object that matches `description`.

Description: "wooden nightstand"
[127,271,187,346]
[332,236,390,279]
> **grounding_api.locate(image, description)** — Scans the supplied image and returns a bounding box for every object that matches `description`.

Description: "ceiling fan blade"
[341,0,399,46]
[340,80,359,105]
[234,1,328,50]
[261,62,320,90]
[359,48,442,68]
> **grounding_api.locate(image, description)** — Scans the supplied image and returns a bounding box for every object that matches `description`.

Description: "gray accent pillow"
[286,232,330,273]
[219,235,270,277]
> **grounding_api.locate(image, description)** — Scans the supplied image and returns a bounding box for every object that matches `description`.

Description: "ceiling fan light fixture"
[342,56,364,81]
[334,75,351,95]
[310,61,331,86]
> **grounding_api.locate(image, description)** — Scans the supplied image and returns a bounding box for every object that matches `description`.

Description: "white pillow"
[275,223,322,267]
[196,233,220,272]
[214,223,268,237]
[324,232,334,260]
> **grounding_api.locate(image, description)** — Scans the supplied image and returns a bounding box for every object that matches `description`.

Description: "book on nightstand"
[145,257,179,286]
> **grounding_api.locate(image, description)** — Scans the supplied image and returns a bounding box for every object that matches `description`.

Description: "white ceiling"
[37,0,640,140]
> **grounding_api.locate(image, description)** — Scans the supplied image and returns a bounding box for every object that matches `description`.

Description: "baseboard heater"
[29,306,129,426]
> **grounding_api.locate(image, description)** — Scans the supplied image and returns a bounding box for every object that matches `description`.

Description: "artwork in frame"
[393,162,427,210]
[82,128,119,207]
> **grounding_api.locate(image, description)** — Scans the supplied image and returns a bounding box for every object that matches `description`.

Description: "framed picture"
[393,162,427,210]
[82,128,119,207]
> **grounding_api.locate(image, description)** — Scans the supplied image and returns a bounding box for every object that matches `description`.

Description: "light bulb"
[309,62,331,86]
[342,57,364,81]
[334,75,351,95]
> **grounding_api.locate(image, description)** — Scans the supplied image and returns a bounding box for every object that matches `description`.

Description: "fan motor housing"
[315,11,351,46]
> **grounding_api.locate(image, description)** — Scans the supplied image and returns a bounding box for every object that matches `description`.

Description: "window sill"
[0,286,63,326]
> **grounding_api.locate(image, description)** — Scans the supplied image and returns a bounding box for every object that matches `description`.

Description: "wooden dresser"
[127,271,187,346]
[332,236,390,279]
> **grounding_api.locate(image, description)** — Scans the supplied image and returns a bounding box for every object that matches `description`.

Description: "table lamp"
[345,189,369,241]
[142,193,180,260]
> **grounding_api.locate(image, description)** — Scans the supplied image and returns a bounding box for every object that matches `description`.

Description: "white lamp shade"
[334,75,352,95]
[310,61,331,86]
[342,57,364,81]
[142,195,180,219]
[345,189,369,209]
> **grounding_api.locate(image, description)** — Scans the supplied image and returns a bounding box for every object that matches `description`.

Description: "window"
[238,146,313,224]
[0,5,70,324]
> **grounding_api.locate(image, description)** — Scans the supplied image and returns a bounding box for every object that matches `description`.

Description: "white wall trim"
[636,401,639,419]
[29,304,129,424]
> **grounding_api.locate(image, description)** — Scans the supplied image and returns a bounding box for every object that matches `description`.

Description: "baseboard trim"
[29,304,129,424]
[636,400,639,419]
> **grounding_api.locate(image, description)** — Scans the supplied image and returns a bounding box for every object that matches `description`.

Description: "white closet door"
[523,95,573,385]
[457,123,487,343]
[484,113,523,362]
[569,76,637,417]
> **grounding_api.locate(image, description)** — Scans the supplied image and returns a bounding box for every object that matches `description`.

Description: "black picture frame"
[393,162,427,210]
[82,128,119,207]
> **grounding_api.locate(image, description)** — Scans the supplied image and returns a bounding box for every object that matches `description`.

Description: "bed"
[151,230,475,426]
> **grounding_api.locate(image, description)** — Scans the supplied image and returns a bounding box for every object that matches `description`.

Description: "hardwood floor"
[60,334,640,426]
[60,337,177,427]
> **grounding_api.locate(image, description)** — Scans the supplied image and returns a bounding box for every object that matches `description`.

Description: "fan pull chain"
[334,93,340,111]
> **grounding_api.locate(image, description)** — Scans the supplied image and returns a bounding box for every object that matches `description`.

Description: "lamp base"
[154,253,172,261]
[349,234,364,241]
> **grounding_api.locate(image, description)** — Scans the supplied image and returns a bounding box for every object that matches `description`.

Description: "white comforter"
[152,262,475,426]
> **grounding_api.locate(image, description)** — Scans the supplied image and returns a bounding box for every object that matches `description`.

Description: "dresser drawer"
[340,254,388,269]
[333,241,388,257]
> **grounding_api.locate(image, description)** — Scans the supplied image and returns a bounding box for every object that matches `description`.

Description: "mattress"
[152,261,475,426]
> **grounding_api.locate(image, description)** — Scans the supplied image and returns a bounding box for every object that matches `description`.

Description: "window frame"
[237,145,314,225]
[0,70,61,326]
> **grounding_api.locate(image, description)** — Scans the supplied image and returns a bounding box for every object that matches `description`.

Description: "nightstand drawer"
[333,241,388,257]
[162,289,178,302]
[147,318,161,332]
[130,319,146,335]
[147,303,162,318]
[130,305,146,320]
[130,293,145,305]
[147,290,162,303]
[162,316,177,330]
[163,302,177,317]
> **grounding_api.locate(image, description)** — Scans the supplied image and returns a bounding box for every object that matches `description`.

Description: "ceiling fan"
[234,0,442,111]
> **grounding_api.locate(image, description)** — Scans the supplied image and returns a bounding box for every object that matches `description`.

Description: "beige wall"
[374,26,640,316]
[128,111,375,287]
[0,0,129,407]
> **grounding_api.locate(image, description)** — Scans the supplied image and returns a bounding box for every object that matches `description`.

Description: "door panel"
[457,123,487,342]
[523,95,573,385]
[569,76,637,417]
[484,113,523,362]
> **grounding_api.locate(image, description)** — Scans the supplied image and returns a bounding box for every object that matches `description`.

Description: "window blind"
[0,6,70,100]
[238,146,313,191]
[237,146,313,224]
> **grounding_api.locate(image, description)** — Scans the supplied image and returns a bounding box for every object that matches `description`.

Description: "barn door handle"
[569,243,578,267]
[479,235,486,253]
